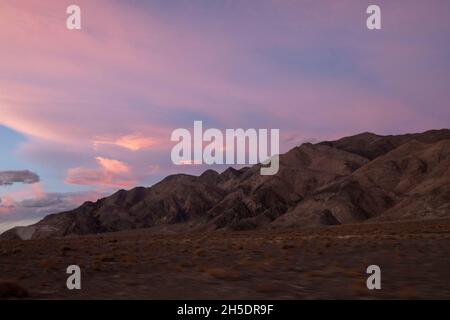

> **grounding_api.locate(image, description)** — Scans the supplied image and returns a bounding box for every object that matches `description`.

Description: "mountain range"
[2,129,449,240]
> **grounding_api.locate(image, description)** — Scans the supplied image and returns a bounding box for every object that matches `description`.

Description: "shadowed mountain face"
[2,129,450,240]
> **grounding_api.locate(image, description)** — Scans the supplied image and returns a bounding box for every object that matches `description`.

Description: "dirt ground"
[1,218,450,299]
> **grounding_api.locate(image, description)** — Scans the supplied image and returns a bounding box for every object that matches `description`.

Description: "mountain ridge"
[1,128,450,240]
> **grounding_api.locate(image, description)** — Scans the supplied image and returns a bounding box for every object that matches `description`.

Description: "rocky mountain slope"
[2,129,449,240]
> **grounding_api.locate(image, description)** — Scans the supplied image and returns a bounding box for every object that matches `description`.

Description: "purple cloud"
[0,170,40,186]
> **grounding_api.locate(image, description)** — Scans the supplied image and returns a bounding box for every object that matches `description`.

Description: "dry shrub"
[98,254,115,262]
[204,268,243,281]
[11,247,22,254]
[122,254,137,266]
[59,245,73,256]
[351,279,369,297]
[0,281,29,299]
[194,248,206,257]
[39,256,59,270]
[281,243,295,250]
[254,283,280,293]
[394,286,418,299]
[91,260,103,271]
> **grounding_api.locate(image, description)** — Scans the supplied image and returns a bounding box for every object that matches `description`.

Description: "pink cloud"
[66,157,135,188]
[0,196,15,215]
[94,134,157,151]
[95,157,130,174]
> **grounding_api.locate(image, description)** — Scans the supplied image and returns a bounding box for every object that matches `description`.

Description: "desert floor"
[1,218,450,299]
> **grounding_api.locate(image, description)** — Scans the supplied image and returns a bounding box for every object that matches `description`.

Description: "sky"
[0,0,449,232]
